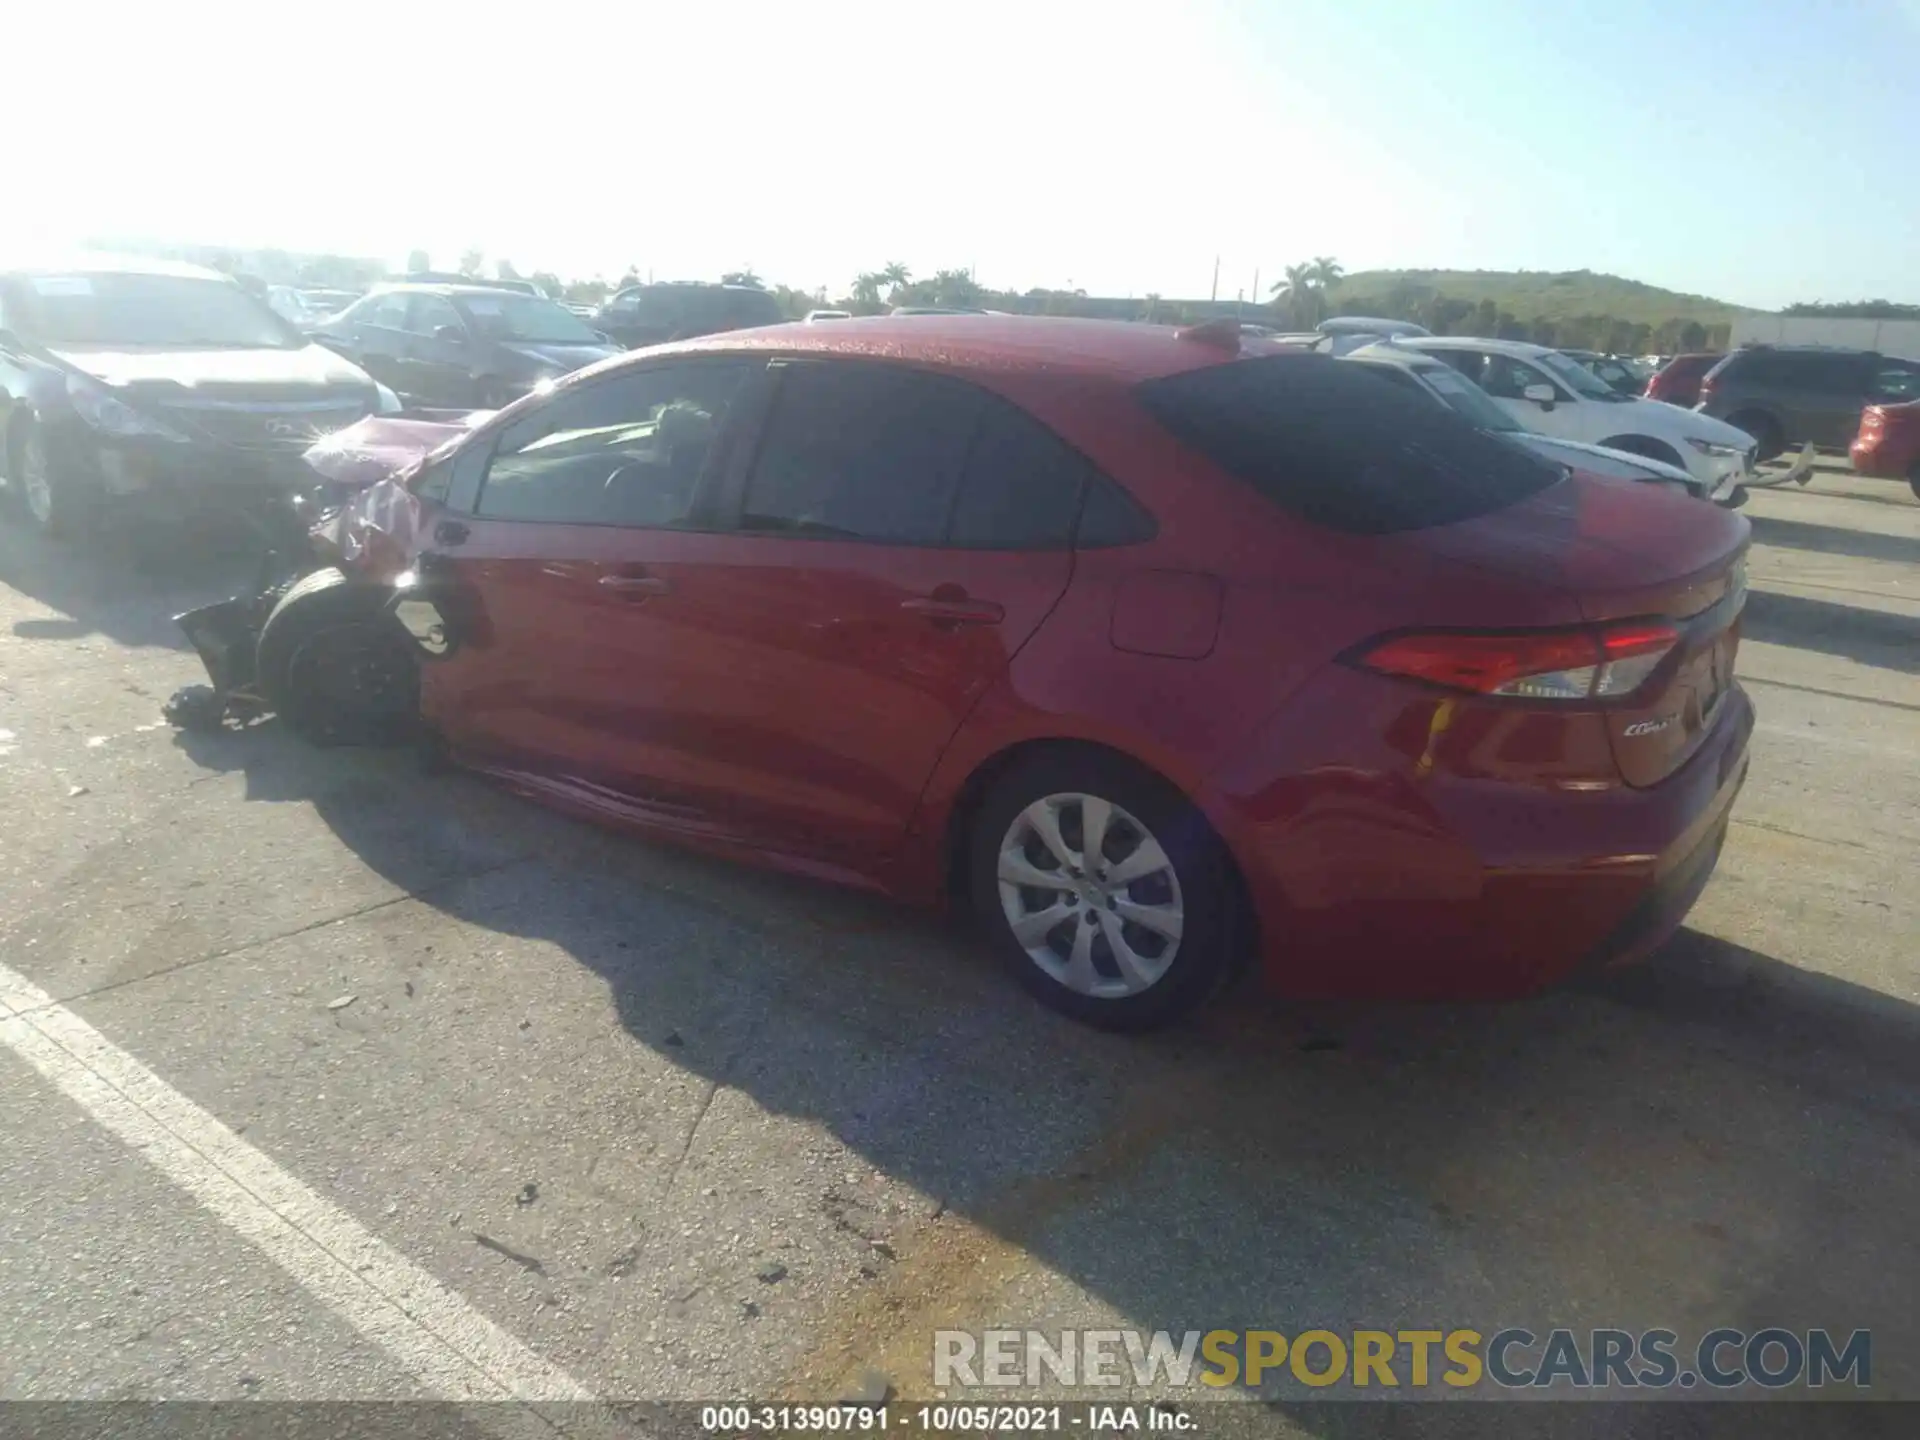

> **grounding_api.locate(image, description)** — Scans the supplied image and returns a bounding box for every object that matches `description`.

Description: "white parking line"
[0,959,593,1405]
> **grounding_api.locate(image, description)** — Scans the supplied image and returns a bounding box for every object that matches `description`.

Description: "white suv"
[1398,336,1764,494]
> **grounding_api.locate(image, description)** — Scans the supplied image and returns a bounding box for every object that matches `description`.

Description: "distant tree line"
[148,240,1792,351]
[1266,258,1729,353]
[1780,300,1920,319]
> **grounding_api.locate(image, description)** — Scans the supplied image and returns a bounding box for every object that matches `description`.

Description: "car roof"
[1401,335,1553,359]
[369,282,546,300]
[663,314,1270,383]
[0,249,231,282]
[1340,341,1445,371]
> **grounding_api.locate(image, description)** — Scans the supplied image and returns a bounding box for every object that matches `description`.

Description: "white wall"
[1730,315,1920,361]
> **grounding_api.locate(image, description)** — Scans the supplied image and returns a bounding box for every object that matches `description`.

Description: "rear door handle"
[598,571,672,598]
[900,594,1004,626]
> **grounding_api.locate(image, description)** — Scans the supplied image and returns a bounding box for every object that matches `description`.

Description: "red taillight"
[1860,407,1885,436]
[1355,621,1681,700]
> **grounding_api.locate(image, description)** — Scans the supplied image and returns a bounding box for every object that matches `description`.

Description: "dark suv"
[591,283,786,350]
[1698,345,1920,458]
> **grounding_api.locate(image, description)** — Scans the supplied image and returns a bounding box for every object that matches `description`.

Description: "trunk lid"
[1405,472,1751,787]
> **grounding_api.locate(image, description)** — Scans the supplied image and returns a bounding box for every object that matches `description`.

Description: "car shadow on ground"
[1742,589,1919,673]
[171,722,1919,1426]
[1743,514,1918,567]
[0,512,272,652]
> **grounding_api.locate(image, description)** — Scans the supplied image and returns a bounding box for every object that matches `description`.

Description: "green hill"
[1331,268,1749,328]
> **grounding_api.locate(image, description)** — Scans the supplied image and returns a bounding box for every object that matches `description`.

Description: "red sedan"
[1850,400,1920,497]
[244,316,1755,1030]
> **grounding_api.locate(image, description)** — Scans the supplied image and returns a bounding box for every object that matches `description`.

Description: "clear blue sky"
[11,0,1917,308]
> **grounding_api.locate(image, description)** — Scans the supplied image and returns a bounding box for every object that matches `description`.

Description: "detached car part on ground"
[166,316,1754,1034]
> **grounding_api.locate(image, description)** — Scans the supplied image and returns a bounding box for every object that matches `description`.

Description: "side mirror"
[1522,383,1556,409]
[433,325,466,346]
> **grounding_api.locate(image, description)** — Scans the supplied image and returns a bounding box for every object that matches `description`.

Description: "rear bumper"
[1206,682,1754,1003]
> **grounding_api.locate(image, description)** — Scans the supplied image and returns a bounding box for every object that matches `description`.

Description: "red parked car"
[175,316,1755,1030]
[1644,352,1722,408]
[1850,400,1920,497]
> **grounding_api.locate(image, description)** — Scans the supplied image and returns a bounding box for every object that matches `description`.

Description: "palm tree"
[851,273,884,311]
[1270,263,1316,327]
[880,262,911,300]
[1308,256,1344,291]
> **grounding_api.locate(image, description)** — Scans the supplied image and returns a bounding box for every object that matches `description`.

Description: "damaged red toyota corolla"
[170,316,1754,1030]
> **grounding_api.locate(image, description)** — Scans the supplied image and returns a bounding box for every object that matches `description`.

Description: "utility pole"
[1252,268,1260,311]
[1210,255,1220,304]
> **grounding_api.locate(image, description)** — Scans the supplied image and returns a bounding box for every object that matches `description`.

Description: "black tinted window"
[406,294,462,336]
[479,362,748,526]
[947,400,1088,550]
[1731,350,1868,390]
[720,290,785,325]
[1138,354,1562,535]
[742,364,981,544]
[1075,475,1157,548]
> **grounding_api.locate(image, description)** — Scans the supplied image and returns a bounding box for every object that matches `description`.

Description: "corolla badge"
[1623,716,1674,737]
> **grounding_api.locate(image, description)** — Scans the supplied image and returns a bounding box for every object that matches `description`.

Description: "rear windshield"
[1138,354,1563,534]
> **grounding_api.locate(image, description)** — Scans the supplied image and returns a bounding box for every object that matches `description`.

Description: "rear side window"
[743,364,980,543]
[947,400,1087,549]
[741,362,1142,549]
[1138,354,1562,534]
[1727,350,1869,390]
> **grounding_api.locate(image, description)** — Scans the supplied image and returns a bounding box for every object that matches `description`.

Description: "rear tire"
[1727,411,1784,463]
[966,749,1246,1031]
[256,568,418,746]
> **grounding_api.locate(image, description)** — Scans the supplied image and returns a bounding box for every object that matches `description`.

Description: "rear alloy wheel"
[969,752,1243,1030]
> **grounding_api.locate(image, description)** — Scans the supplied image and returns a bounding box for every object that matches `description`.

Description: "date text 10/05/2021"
[700,1406,1194,1433]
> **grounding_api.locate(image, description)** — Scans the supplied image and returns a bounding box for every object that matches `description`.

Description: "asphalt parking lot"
[1,462,1914,1431]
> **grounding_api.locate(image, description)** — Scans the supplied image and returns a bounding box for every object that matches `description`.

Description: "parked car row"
[306,284,623,410]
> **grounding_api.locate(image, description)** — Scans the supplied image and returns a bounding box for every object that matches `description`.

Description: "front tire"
[12,424,101,539]
[255,569,418,746]
[967,749,1245,1030]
